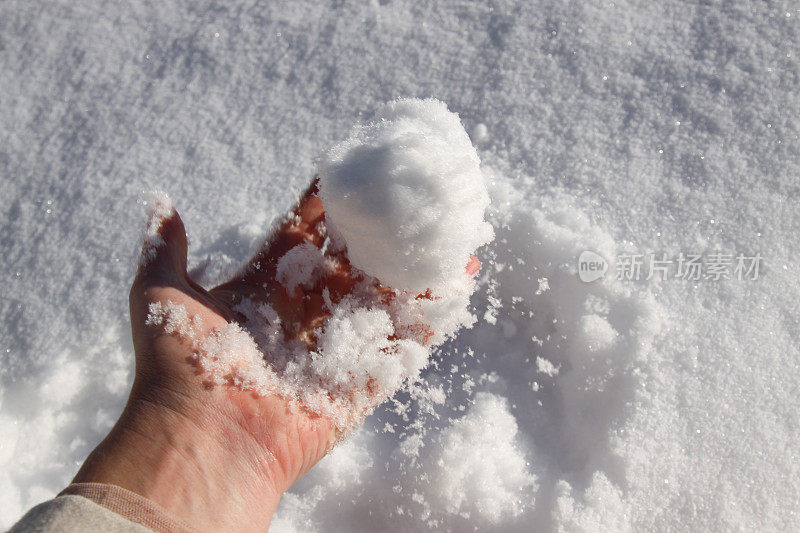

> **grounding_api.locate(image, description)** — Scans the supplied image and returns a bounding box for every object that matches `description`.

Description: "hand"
[75,182,345,531]
[73,180,479,531]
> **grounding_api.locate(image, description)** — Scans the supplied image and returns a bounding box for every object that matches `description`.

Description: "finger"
[466,255,481,277]
[213,179,325,296]
[263,178,325,262]
[136,193,189,283]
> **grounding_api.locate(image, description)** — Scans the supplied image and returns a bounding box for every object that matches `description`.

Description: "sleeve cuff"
[59,483,193,533]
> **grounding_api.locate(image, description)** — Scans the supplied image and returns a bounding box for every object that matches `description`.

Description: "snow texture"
[1,1,799,531]
[318,98,493,292]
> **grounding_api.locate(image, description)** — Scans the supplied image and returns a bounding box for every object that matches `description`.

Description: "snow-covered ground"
[1,0,798,530]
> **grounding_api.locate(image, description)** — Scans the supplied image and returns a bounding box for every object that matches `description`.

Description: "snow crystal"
[576,314,619,353]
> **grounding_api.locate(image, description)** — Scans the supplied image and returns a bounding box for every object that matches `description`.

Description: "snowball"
[318,98,493,292]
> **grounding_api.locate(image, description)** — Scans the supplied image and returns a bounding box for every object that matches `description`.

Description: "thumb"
[137,192,189,282]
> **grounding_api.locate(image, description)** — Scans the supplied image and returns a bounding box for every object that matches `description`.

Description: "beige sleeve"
[8,483,193,533]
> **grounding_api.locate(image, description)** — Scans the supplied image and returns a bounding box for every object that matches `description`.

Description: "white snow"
[1,1,799,532]
[275,241,326,296]
[471,123,489,145]
[423,392,536,524]
[536,356,559,377]
[318,98,493,292]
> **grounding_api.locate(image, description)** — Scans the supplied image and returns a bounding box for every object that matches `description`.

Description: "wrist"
[74,380,285,532]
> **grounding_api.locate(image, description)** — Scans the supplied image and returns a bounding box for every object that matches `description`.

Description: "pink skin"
[73,181,480,532]
[465,255,481,277]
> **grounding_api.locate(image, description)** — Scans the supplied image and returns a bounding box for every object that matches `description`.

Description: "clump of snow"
[424,392,536,523]
[275,241,326,296]
[317,98,493,293]
[553,473,632,532]
[471,123,489,145]
[535,356,559,377]
[575,314,619,353]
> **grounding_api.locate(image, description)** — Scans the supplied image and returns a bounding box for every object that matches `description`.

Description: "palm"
[129,181,357,493]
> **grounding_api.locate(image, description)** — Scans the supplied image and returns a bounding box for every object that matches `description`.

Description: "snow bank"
[318,98,493,293]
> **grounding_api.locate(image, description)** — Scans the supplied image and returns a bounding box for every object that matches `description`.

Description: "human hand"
[73,180,478,531]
